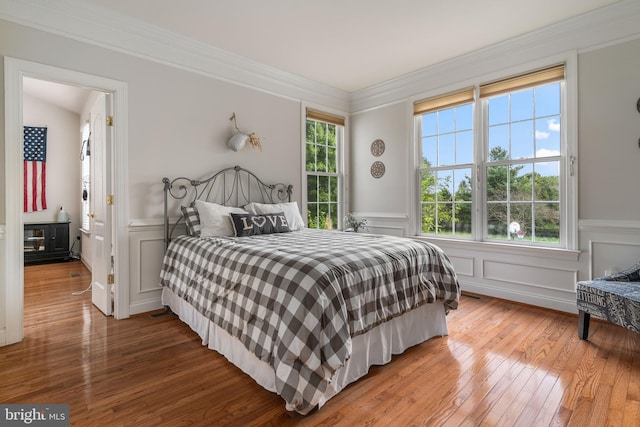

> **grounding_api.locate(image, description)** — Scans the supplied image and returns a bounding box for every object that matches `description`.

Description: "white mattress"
[161,287,448,410]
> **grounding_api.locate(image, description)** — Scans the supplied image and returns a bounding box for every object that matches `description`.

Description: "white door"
[90,93,113,316]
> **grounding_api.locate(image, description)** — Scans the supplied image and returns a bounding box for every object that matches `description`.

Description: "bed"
[159,165,460,415]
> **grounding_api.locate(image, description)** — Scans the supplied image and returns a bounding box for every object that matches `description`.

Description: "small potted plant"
[344,213,367,232]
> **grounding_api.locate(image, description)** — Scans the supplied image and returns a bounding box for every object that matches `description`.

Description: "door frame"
[3,57,130,345]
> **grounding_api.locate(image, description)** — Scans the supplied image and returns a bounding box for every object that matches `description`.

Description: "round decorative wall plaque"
[371,161,385,178]
[370,139,385,157]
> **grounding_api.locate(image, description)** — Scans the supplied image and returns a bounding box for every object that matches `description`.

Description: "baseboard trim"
[461,281,577,314]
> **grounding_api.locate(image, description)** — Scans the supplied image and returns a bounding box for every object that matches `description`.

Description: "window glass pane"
[328,204,338,230]
[488,124,509,158]
[510,203,532,241]
[511,120,534,159]
[327,124,337,147]
[511,89,534,121]
[305,120,315,143]
[438,109,455,134]
[438,134,455,166]
[421,171,436,202]
[511,164,532,201]
[488,95,509,126]
[533,161,559,201]
[329,176,338,202]
[327,146,337,173]
[437,170,453,201]
[318,176,329,202]
[307,175,318,202]
[535,83,560,117]
[487,203,508,239]
[422,136,437,167]
[453,168,472,202]
[422,113,437,136]
[307,203,318,229]
[305,143,316,172]
[421,203,436,233]
[438,203,453,234]
[486,165,508,201]
[317,203,337,230]
[317,144,327,173]
[535,202,560,242]
[456,104,473,131]
[455,202,472,236]
[456,130,473,164]
[535,116,560,157]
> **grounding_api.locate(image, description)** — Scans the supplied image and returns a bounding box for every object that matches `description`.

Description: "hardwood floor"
[2,261,639,426]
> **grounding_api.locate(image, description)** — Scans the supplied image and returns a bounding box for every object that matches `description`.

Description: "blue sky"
[422,82,561,180]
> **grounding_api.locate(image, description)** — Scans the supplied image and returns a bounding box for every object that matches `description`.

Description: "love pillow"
[230,212,291,237]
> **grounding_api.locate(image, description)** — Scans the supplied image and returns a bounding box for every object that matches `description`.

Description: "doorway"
[3,57,130,346]
[22,76,100,317]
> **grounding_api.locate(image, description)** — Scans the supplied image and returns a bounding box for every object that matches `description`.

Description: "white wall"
[350,102,412,237]
[22,93,81,246]
[578,38,640,221]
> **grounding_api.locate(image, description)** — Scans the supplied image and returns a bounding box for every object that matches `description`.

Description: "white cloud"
[548,118,560,132]
[536,148,560,157]
[535,130,550,140]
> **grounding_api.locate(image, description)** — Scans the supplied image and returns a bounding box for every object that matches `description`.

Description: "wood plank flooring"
[1,261,639,426]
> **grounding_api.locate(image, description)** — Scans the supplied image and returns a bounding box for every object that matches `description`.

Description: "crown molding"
[2,0,639,115]
[0,0,350,111]
[351,0,640,112]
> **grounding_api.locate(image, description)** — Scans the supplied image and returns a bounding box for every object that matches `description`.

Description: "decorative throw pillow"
[195,200,248,237]
[181,205,201,237]
[243,202,305,231]
[230,212,291,237]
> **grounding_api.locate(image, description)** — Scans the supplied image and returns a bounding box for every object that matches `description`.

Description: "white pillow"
[195,200,247,237]
[244,202,305,231]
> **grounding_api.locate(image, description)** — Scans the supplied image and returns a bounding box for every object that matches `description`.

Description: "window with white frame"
[416,64,570,247]
[305,108,344,230]
[416,88,474,238]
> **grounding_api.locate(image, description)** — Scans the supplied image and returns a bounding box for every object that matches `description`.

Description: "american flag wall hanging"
[23,126,48,212]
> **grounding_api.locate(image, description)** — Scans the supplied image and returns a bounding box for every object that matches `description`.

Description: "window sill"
[414,236,580,262]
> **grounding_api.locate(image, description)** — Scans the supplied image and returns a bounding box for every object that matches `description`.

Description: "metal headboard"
[162,165,293,249]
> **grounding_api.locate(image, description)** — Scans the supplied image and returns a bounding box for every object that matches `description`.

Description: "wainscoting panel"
[356,212,408,237]
[422,238,580,313]
[448,255,474,278]
[483,260,578,293]
[580,220,640,280]
[129,224,165,315]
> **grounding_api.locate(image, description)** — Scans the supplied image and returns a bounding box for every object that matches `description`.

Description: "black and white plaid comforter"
[159,229,459,414]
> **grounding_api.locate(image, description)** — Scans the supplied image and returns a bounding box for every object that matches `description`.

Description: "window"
[416,64,570,247]
[305,108,344,230]
[417,89,474,237]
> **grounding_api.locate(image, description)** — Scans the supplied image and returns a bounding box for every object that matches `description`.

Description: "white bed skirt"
[161,287,448,410]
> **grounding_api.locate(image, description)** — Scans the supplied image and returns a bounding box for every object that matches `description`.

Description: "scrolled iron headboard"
[162,165,293,249]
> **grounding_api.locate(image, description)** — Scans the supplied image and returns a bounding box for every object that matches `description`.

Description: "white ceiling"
[80,0,620,93]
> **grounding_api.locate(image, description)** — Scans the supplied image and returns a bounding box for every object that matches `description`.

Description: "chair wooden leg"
[578,310,590,340]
